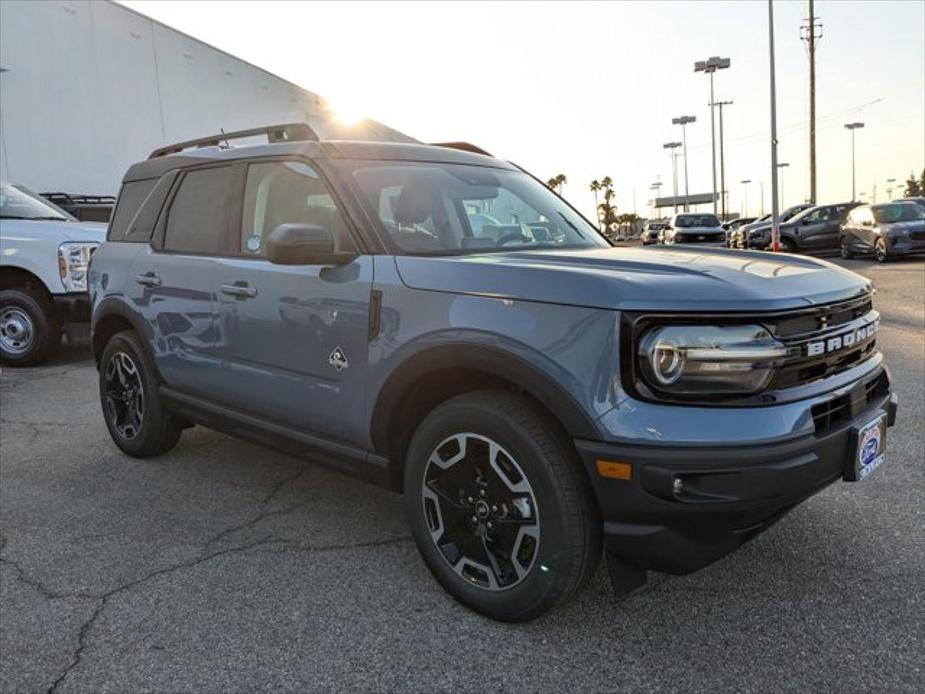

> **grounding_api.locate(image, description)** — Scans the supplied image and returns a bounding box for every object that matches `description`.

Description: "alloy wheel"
[421,433,540,591]
[104,351,145,440]
[875,239,887,263]
[0,307,35,356]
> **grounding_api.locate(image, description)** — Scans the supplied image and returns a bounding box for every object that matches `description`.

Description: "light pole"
[649,181,663,218]
[768,0,781,252]
[695,56,732,216]
[844,122,864,201]
[776,162,789,209]
[886,177,896,200]
[672,115,696,211]
[713,100,733,220]
[663,142,682,214]
[741,179,752,217]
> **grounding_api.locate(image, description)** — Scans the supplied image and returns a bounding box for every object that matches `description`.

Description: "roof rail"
[149,122,319,159]
[429,142,493,157]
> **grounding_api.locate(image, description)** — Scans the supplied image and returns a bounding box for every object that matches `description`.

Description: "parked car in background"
[40,192,115,223]
[722,216,757,231]
[840,201,925,262]
[892,196,925,211]
[0,182,105,364]
[744,202,859,253]
[661,212,725,246]
[641,219,668,245]
[729,204,813,249]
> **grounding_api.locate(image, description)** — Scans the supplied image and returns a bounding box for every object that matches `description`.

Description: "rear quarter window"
[108,179,157,241]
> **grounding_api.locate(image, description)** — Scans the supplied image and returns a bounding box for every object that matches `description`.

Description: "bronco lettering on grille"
[806,320,879,357]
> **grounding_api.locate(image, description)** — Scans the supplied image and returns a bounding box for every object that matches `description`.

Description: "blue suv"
[89,124,898,621]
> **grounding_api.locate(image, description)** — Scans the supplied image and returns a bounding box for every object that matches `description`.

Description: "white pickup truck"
[0,182,106,365]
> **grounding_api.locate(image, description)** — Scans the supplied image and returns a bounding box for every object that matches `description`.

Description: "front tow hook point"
[605,552,647,597]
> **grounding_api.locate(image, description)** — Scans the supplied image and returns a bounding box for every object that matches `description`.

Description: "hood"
[394,246,872,312]
[0,218,106,244]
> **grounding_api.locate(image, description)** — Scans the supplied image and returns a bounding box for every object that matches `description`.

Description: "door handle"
[135,272,161,287]
[221,283,257,299]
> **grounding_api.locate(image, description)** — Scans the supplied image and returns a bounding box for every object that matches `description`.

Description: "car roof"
[122,140,516,183]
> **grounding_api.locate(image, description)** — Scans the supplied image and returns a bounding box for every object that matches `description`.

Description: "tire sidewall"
[840,237,853,259]
[404,396,579,621]
[0,289,57,366]
[875,239,888,263]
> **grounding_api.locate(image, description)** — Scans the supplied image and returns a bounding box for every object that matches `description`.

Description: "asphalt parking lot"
[1,256,922,693]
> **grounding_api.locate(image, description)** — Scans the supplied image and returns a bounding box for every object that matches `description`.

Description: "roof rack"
[429,142,493,157]
[149,122,319,159]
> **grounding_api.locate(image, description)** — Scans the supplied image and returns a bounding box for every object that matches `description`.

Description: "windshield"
[347,162,608,255]
[0,183,72,221]
[675,214,720,228]
[874,203,925,223]
[782,205,812,221]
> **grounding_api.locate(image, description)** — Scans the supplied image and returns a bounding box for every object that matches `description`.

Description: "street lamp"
[713,100,733,220]
[776,162,790,208]
[844,122,865,201]
[672,115,696,211]
[649,181,663,218]
[741,179,752,217]
[886,177,896,199]
[695,56,732,215]
[663,142,682,214]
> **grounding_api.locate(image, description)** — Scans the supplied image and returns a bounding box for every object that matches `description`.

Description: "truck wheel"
[404,391,601,622]
[99,330,182,457]
[0,288,60,366]
[875,238,890,263]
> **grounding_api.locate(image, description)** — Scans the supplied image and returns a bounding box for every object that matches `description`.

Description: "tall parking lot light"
[776,162,790,208]
[714,100,733,220]
[672,115,696,211]
[663,142,682,213]
[844,122,864,201]
[767,0,781,252]
[695,56,731,216]
[886,178,896,199]
[741,179,752,217]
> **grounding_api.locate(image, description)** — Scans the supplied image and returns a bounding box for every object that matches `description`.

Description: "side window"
[164,166,238,254]
[108,179,157,241]
[240,161,355,256]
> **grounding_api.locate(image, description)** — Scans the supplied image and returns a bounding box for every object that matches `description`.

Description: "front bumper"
[575,371,898,575]
[53,292,91,323]
[887,235,925,256]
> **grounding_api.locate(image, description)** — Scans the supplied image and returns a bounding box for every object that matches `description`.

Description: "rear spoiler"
[150,122,319,159]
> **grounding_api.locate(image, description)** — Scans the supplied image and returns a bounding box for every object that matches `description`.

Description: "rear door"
[212,159,372,443]
[126,164,242,397]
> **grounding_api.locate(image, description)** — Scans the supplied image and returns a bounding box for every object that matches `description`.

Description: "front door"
[212,160,372,444]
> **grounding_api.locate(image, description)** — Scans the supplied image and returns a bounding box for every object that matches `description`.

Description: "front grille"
[811,370,889,434]
[909,231,925,241]
[768,293,878,390]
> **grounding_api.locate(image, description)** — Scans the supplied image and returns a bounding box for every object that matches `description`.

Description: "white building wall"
[0,0,412,195]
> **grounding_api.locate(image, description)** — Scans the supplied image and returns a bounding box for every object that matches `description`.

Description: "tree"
[546,177,559,191]
[597,178,619,236]
[546,174,567,195]
[903,169,924,197]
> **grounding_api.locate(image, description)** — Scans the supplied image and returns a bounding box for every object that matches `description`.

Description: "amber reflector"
[595,460,632,480]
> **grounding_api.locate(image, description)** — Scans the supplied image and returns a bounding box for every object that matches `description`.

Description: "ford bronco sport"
[89,124,898,622]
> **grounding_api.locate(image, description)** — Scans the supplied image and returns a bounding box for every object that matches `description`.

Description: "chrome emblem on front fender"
[329,347,349,371]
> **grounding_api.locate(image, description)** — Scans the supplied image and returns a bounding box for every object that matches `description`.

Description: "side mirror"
[266,223,354,266]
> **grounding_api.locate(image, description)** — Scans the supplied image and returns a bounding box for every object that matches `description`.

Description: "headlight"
[638,324,787,396]
[58,242,99,291]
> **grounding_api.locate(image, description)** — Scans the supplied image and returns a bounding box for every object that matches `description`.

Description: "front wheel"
[404,391,601,622]
[0,289,60,366]
[875,238,890,263]
[779,238,796,253]
[99,330,182,457]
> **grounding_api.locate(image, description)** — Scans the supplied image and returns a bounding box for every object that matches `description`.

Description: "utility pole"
[801,0,822,204]
[714,101,733,220]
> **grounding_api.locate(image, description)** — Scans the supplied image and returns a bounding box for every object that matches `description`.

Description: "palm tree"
[546,177,559,191]
[590,179,601,209]
[556,174,567,195]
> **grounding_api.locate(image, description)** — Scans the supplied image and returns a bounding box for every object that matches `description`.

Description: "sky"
[120,0,925,222]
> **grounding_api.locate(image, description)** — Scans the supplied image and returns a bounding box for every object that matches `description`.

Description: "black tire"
[875,238,890,263]
[779,237,796,253]
[404,390,601,622]
[0,288,60,366]
[99,330,182,457]
[840,236,855,259]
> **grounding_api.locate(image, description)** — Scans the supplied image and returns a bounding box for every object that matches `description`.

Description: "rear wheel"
[875,238,890,263]
[779,238,796,253]
[0,288,60,366]
[840,236,855,259]
[404,391,601,622]
[99,330,182,457]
